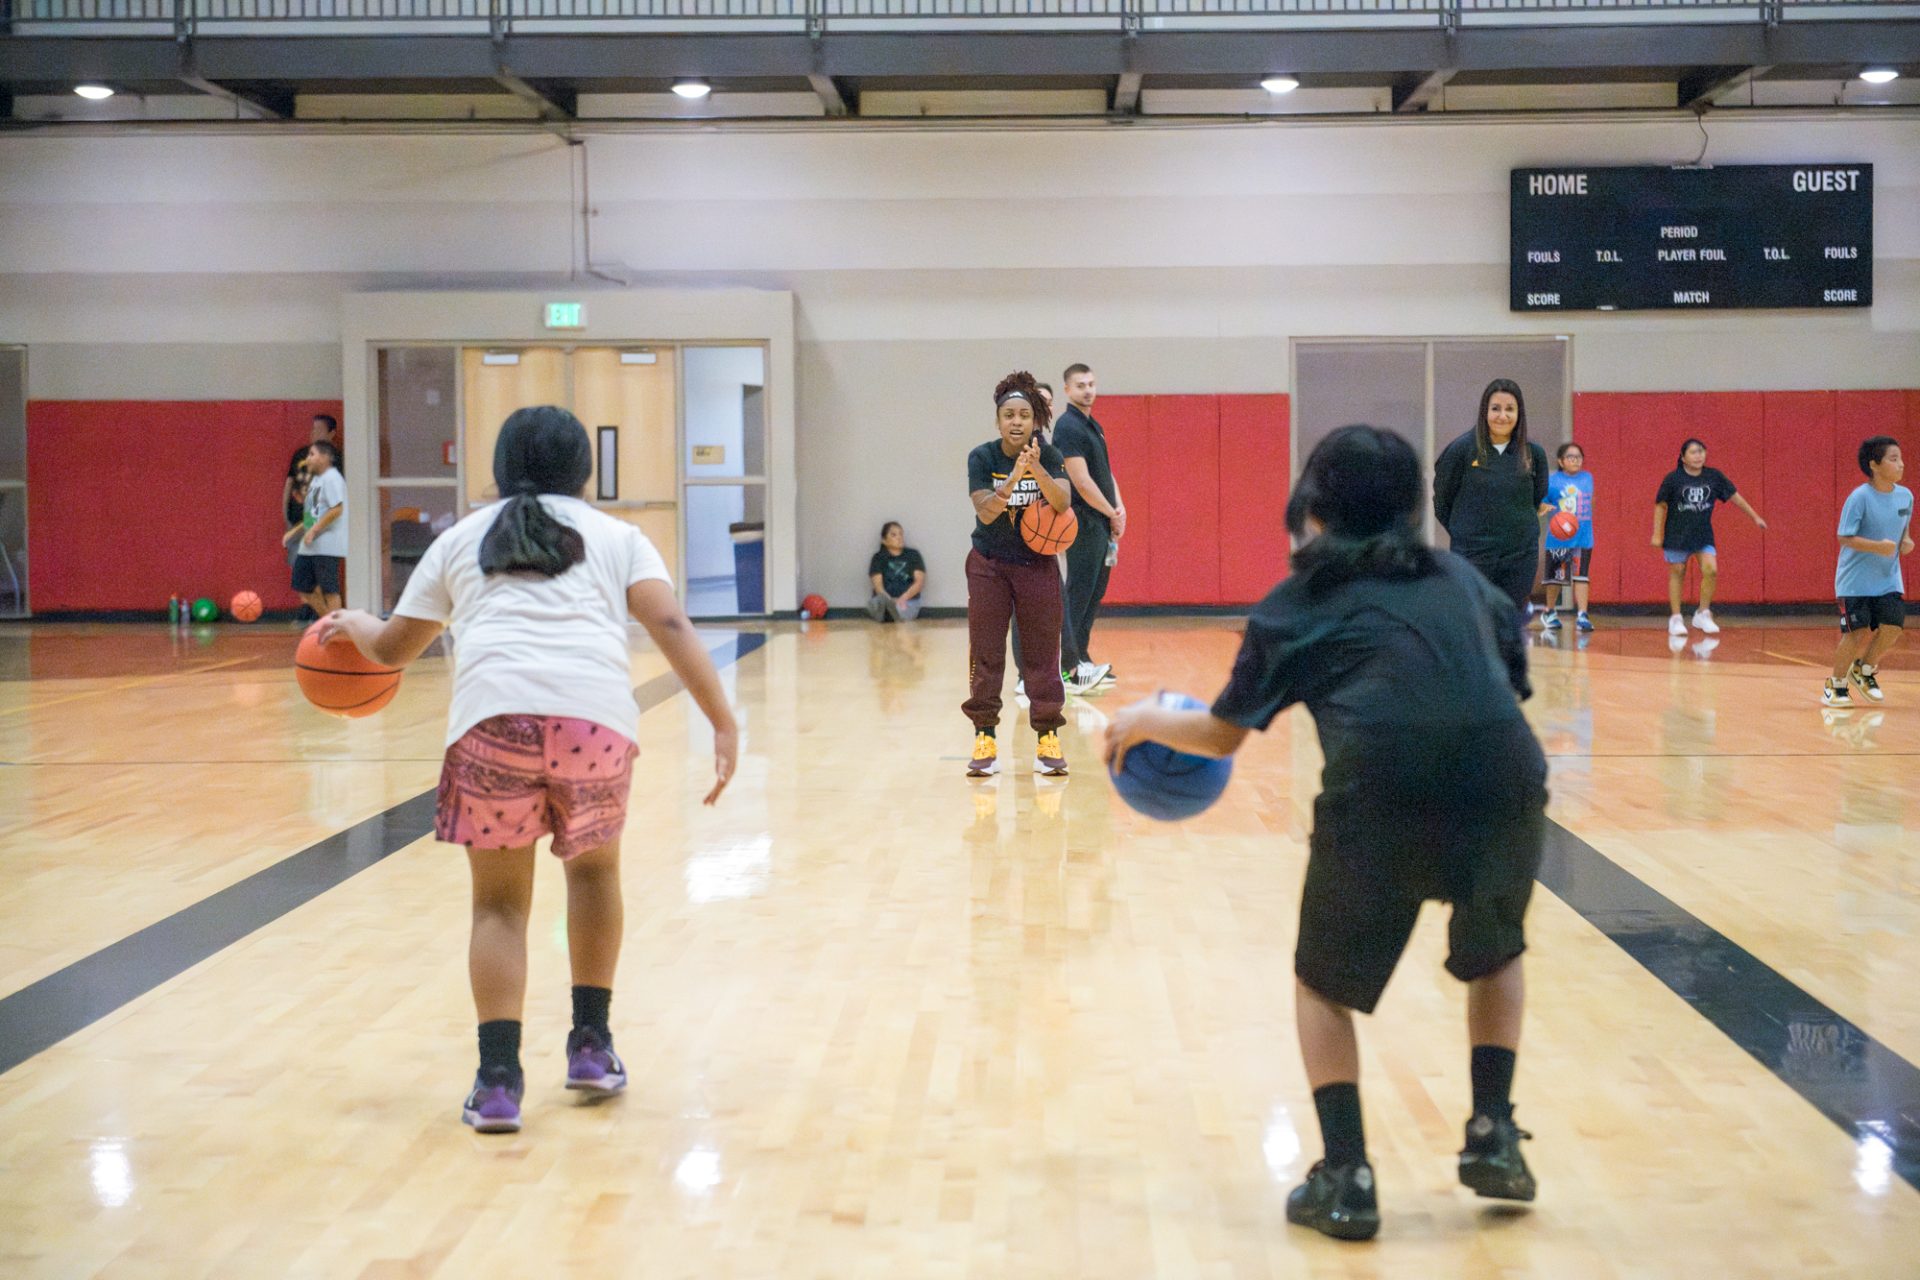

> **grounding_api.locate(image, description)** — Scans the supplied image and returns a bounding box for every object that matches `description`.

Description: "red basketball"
[230,590,263,623]
[801,593,829,620]
[295,620,401,718]
[1549,512,1580,542]
[1020,501,1078,556]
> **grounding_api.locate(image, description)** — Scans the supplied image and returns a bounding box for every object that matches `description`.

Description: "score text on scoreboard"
[1510,165,1872,312]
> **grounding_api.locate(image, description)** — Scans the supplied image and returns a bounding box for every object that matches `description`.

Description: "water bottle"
[167,595,180,626]
[1105,538,1119,568]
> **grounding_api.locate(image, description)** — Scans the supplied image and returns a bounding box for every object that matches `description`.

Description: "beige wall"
[2,114,1916,606]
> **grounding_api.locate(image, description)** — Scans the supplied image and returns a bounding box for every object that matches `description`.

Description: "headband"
[995,389,1031,407]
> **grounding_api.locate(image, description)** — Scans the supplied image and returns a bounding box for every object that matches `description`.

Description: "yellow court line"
[0,657,258,718]
[1759,649,1826,669]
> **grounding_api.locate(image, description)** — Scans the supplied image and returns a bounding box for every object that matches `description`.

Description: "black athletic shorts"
[1295,722,1547,1014]
[292,554,343,595]
[1545,548,1592,584]
[1840,593,1906,633]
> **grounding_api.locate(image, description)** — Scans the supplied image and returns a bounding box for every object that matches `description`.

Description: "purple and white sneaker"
[462,1069,523,1133]
[565,1028,628,1097]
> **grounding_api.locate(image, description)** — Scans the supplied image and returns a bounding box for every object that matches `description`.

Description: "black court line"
[0,631,766,1077]
[1540,819,1920,1194]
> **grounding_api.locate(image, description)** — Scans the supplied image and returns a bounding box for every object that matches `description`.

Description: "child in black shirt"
[1652,438,1767,639]
[866,521,927,622]
[1104,424,1548,1242]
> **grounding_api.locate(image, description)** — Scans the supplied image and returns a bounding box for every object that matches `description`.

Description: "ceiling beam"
[1112,70,1142,113]
[494,65,575,121]
[807,72,849,116]
[4,21,1918,97]
[177,67,292,119]
[1392,67,1454,113]
[1678,64,1771,111]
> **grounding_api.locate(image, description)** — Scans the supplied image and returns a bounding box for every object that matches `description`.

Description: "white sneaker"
[1691,609,1720,635]
[1668,614,1688,637]
[1073,662,1113,693]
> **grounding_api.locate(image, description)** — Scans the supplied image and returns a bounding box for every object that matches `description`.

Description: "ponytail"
[477,405,593,578]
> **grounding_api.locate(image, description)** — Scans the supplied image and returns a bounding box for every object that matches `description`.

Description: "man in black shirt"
[1052,363,1123,692]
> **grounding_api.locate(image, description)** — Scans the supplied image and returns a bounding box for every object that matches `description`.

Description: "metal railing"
[5,0,1907,24]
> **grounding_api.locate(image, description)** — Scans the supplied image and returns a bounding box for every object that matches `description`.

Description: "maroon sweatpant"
[964,549,1066,734]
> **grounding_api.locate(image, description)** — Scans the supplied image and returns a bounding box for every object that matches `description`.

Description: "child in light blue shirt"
[1824,436,1913,707]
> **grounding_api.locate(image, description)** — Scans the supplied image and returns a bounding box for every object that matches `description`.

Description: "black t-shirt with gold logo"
[967,438,1067,564]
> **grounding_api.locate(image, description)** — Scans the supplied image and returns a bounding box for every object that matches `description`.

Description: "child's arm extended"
[1102,699,1249,773]
[627,579,740,806]
[1730,492,1767,530]
[320,611,444,669]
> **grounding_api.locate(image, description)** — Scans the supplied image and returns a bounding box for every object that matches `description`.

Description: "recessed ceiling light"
[1260,76,1300,95]
[74,84,115,100]
[1859,68,1900,85]
[672,80,712,100]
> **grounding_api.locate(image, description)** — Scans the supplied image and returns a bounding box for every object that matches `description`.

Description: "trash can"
[729,522,766,614]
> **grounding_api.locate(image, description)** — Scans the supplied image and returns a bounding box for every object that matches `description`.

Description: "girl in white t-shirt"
[321,406,739,1134]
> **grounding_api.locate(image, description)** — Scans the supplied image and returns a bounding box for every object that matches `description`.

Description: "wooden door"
[570,347,679,577]
[460,348,568,509]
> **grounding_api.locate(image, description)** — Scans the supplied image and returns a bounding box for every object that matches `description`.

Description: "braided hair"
[993,370,1052,433]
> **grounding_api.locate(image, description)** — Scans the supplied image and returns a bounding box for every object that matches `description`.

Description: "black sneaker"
[1458,1112,1536,1201]
[1286,1159,1380,1241]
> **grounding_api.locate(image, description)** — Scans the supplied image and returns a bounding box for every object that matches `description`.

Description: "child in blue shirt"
[1540,442,1595,633]
[1825,436,1913,707]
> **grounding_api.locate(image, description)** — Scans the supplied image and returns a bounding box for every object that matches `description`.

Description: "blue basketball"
[1109,692,1234,821]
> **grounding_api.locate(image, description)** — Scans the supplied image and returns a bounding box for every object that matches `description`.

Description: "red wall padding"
[1218,394,1291,604]
[1096,396,1153,605]
[1146,396,1222,604]
[28,400,339,612]
[1762,391,1837,603]
[1576,388,1919,604]
[1094,392,1289,607]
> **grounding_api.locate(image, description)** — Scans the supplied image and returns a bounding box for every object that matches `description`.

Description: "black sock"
[477,1020,522,1081]
[572,985,612,1036]
[1312,1082,1367,1167]
[978,724,995,739]
[1471,1045,1517,1121]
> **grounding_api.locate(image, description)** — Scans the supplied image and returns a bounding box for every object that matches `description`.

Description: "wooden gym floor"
[1,616,1917,1278]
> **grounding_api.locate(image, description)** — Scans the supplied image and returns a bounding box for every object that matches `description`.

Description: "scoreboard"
[1510,165,1872,312]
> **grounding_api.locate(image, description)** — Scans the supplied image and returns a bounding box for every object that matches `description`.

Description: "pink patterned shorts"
[436,715,639,860]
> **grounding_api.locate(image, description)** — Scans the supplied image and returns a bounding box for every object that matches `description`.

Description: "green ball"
[190,597,219,624]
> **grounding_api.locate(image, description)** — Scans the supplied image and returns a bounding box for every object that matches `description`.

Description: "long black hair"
[1286,425,1435,593]
[478,405,592,578]
[1474,378,1533,474]
[1676,437,1708,469]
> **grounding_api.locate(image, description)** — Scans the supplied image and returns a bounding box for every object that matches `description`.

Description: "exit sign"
[544,302,584,329]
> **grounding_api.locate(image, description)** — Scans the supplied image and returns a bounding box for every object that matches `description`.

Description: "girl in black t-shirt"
[1104,424,1546,1242]
[865,522,927,623]
[963,372,1073,778]
[1652,438,1767,639]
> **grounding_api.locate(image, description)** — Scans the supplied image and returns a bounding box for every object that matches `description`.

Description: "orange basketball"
[1549,512,1580,541]
[1020,501,1078,556]
[295,620,401,718]
[230,590,263,623]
